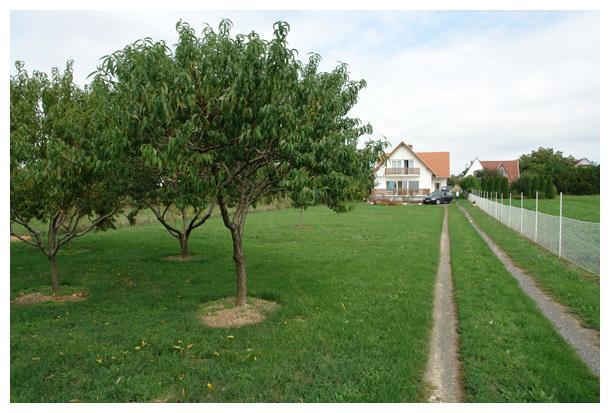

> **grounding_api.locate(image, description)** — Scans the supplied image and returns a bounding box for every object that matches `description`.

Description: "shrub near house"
[519,147,599,195]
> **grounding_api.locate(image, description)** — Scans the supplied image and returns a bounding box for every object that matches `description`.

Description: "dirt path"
[424,206,463,402]
[458,205,600,376]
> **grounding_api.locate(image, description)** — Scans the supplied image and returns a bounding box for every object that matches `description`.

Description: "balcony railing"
[384,167,420,175]
[371,188,430,197]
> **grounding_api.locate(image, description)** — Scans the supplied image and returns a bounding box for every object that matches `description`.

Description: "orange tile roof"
[416,151,451,178]
[479,160,520,183]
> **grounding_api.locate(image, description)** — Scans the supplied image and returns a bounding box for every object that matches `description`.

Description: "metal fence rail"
[468,191,599,275]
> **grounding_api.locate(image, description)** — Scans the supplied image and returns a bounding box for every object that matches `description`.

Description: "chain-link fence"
[468,192,599,275]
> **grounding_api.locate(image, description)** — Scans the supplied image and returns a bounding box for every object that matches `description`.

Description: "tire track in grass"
[458,204,599,376]
[424,206,462,402]
[449,206,598,402]
[462,201,599,331]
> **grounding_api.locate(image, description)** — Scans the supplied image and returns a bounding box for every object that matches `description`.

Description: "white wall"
[432,177,448,190]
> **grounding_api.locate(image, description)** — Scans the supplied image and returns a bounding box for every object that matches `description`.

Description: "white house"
[464,157,520,183]
[371,141,450,200]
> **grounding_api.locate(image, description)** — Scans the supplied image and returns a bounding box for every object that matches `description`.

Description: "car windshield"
[430,191,442,197]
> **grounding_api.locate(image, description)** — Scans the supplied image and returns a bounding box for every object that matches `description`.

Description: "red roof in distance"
[479,160,520,183]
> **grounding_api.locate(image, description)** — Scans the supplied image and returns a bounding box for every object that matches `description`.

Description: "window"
[386,181,397,190]
[408,181,419,191]
[391,160,402,169]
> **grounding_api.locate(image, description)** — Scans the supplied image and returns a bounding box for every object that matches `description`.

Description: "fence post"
[535,191,539,242]
[500,193,503,223]
[495,192,498,219]
[509,193,512,228]
[558,192,563,257]
[485,191,488,213]
[520,192,523,234]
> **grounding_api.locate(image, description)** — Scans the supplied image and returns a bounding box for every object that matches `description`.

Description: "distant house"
[576,158,593,167]
[371,141,450,200]
[464,157,520,183]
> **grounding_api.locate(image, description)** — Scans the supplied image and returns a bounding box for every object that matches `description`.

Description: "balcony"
[371,188,430,201]
[384,167,420,176]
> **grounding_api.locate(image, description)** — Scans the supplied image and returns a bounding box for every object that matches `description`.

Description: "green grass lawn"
[495,194,599,222]
[448,205,599,402]
[461,202,599,330]
[10,204,444,402]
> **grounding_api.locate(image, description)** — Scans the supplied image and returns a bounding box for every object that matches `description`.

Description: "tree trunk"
[179,233,189,259]
[230,225,247,307]
[48,219,60,294]
[50,254,59,294]
[217,195,248,307]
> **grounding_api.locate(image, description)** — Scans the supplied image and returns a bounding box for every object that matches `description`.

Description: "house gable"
[465,157,483,177]
[497,164,508,177]
[374,141,447,177]
[576,158,593,167]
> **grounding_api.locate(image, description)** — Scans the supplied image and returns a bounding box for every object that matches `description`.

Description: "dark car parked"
[423,190,454,205]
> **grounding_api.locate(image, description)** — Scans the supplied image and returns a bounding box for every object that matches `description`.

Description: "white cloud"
[341,12,599,173]
[10,11,599,174]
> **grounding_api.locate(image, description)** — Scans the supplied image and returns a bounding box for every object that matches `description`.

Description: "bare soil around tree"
[199,297,279,328]
[163,255,196,262]
[11,288,88,305]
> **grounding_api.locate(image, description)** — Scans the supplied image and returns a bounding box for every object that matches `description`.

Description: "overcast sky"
[10,10,600,174]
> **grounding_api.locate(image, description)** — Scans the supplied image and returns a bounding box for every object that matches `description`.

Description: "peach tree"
[97,20,385,306]
[94,32,218,259]
[10,61,126,293]
[191,20,385,306]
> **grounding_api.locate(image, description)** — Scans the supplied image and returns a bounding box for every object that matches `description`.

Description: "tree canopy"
[96,19,385,306]
[519,147,598,195]
[10,61,126,292]
[12,19,385,305]
[200,20,385,305]
[95,32,217,258]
